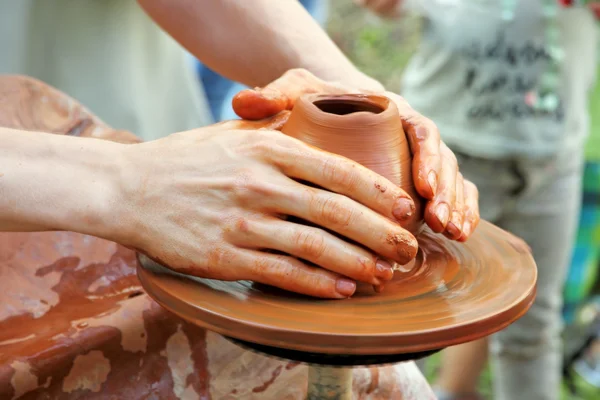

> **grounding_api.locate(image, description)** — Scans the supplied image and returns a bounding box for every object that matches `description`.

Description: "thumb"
[232,69,340,120]
[232,87,293,121]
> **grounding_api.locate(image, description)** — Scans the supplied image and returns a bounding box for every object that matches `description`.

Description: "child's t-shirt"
[401,1,598,161]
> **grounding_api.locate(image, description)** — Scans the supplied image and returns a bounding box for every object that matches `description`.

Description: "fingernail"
[428,171,438,196]
[375,259,394,281]
[435,203,450,227]
[373,283,385,293]
[446,212,463,238]
[392,197,415,221]
[336,279,356,297]
[462,221,472,238]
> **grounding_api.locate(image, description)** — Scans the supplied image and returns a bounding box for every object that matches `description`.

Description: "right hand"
[117,115,418,299]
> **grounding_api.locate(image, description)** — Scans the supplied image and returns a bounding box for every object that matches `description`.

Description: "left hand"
[232,69,480,242]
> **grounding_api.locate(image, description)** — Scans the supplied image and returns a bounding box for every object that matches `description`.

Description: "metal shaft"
[307,365,353,400]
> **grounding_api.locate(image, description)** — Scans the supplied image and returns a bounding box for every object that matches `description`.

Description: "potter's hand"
[120,116,417,298]
[232,69,480,242]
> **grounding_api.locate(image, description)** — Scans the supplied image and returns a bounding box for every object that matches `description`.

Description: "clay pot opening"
[313,98,385,116]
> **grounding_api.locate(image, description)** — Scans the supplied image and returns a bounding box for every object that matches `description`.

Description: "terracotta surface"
[0,75,436,399]
[138,220,536,356]
[281,94,424,234]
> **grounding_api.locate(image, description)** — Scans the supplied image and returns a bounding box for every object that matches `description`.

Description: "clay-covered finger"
[458,179,480,242]
[424,143,457,233]
[232,88,292,121]
[232,69,348,120]
[444,172,465,240]
[237,249,357,299]
[274,184,418,265]
[230,217,394,285]
[259,134,417,224]
[385,92,442,200]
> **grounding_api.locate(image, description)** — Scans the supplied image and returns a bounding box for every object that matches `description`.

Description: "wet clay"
[0,75,434,399]
[280,94,424,234]
[138,220,537,356]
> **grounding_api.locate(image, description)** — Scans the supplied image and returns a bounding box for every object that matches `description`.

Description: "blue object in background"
[197,0,329,122]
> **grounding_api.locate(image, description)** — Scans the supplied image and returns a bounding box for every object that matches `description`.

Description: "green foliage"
[326,1,421,93]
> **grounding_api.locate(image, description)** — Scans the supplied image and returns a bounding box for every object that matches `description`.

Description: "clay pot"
[280,94,424,234]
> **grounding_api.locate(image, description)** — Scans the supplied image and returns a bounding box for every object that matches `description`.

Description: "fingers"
[232,69,349,120]
[256,133,417,224]
[443,172,464,240]
[230,216,394,285]
[273,182,418,265]
[385,92,442,200]
[232,88,292,121]
[457,179,480,242]
[236,248,357,299]
[424,143,457,233]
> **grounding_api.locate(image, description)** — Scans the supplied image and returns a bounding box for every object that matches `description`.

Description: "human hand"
[117,115,418,298]
[232,69,480,241]
[354,0,404,18]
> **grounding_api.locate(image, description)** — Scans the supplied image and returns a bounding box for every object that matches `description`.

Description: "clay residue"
[206,332,306,399]
[374,183,387,193]
[70,295,152,353]
[352,362,437,399]
[62,351,110,393]
[164,325,199,400]
[0,232,120,321]
[385,233,418,262]
[10,361,38,400]
[87,276,112,292]
[252,365,283,393]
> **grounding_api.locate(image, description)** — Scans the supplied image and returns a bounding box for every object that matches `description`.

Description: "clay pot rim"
[297,93,396,126]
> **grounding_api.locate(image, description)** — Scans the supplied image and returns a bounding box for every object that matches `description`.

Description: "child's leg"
[490,158,583,400]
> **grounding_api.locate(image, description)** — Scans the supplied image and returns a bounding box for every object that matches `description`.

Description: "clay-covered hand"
[354,0,404,18]
[232,69,480,242]
[119,116,418,298]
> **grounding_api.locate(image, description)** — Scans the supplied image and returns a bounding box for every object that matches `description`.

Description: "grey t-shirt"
[401,1,598,160]
[0,0,212,141]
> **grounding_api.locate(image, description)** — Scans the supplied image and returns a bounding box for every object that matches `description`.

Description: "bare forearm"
[137,0,382,90]
[0,128,124,239]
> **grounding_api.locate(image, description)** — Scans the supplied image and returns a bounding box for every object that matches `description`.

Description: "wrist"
[56,136,132,243]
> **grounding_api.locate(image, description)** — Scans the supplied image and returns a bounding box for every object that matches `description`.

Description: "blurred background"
[326,4,600,400]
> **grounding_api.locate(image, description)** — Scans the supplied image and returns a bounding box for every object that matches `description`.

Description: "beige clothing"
[402,2,598,159]
[0,0,212,141]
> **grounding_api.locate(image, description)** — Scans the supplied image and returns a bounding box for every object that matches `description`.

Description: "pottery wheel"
[137,221,536,363]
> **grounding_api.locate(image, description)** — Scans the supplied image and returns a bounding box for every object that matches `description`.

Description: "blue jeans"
[197,0,328,122]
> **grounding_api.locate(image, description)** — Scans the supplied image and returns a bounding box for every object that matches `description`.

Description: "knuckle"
[292,228,327,260]
[233,168,278,202]
[442,145,458,167]
[256,255,299,283]
[228,216,252,235]
[321,158,359,190]
[314,194,354,227]
[203,247,239,280]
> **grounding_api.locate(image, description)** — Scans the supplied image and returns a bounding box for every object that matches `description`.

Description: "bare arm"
[0,121,422,297]
[137,0,383,91]
[0,128,124,238]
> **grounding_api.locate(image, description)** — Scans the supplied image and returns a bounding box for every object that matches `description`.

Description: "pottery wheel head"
[137,221,537,356]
